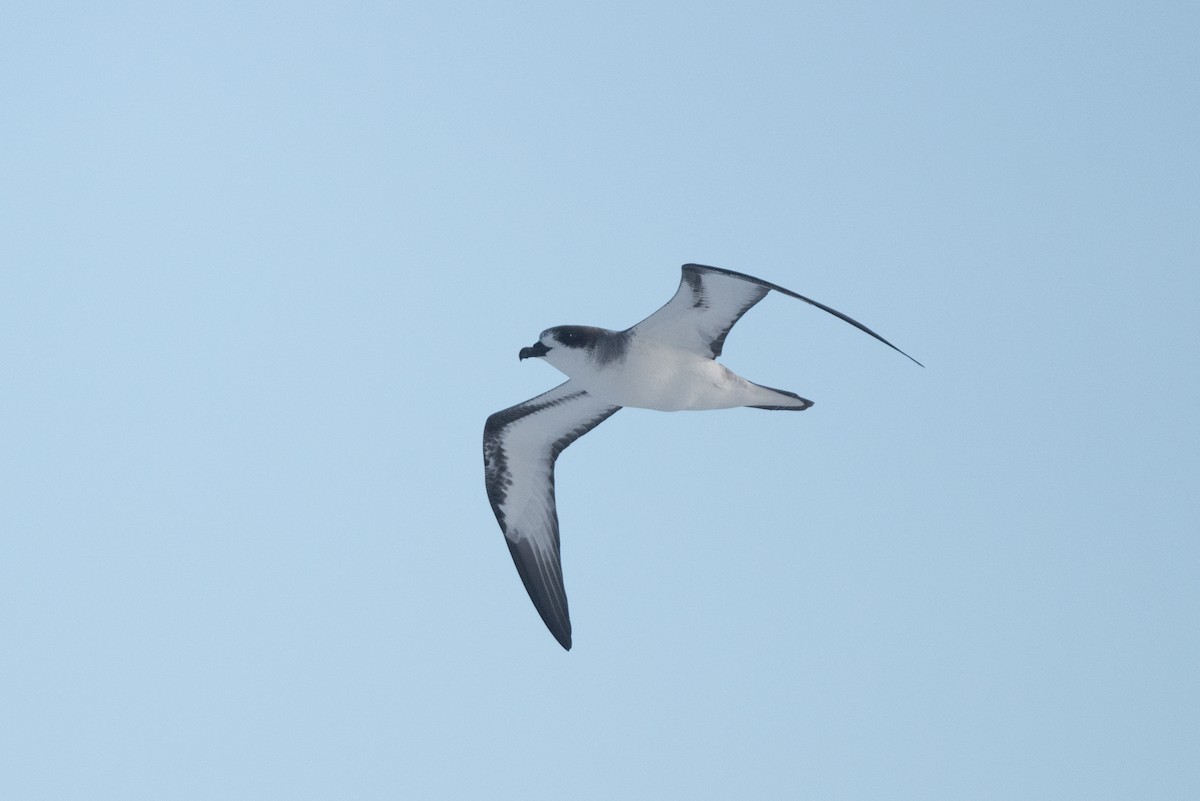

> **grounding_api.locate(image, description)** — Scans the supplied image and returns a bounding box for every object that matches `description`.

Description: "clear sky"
[2,2,1197,799]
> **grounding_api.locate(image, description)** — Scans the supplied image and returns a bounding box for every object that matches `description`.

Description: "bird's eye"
[558,329,585,347]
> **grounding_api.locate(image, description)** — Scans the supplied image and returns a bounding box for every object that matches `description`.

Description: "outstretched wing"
[483,380,621,650]
[629,263,923,365]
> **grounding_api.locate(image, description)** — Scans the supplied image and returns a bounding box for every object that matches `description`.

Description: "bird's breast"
[580,347,746,411]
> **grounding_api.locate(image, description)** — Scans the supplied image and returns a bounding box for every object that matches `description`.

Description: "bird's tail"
[745,382,813,411]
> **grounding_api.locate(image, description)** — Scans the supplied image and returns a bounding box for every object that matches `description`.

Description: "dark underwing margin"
[482,394,573,527]
[683,268,706,308]
[482,391,617,516]
[482,384,621,650]
[683,264,925,366]
[706,291,769,358]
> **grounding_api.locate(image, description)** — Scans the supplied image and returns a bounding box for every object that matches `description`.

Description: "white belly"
[578,345,756,411]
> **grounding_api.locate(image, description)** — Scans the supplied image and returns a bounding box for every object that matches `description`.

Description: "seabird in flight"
[483,263,921,649]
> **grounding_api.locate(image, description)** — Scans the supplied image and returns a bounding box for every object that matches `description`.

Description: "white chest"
[578,342,748,411]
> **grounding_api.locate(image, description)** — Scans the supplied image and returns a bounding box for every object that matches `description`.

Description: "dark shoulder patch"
[589,329,630,366]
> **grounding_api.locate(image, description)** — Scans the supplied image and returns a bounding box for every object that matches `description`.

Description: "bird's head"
[519,325,608,377]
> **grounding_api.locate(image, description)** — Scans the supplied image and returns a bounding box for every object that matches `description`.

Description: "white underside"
[565,342,800,411]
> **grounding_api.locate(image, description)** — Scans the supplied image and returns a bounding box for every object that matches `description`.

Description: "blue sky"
[2,2,1197,799]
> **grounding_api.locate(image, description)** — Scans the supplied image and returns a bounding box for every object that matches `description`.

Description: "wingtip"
[552,622,572,650]
[680,264,924,366]
[543,626,571,650]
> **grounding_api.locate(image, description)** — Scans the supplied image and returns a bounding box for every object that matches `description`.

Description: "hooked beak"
[519,341,551,360]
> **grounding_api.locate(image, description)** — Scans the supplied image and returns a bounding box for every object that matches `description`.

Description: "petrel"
[483,263,921,649]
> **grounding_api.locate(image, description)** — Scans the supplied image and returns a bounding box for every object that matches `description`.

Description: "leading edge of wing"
[682,264,924,367]
[483,381,621,650]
